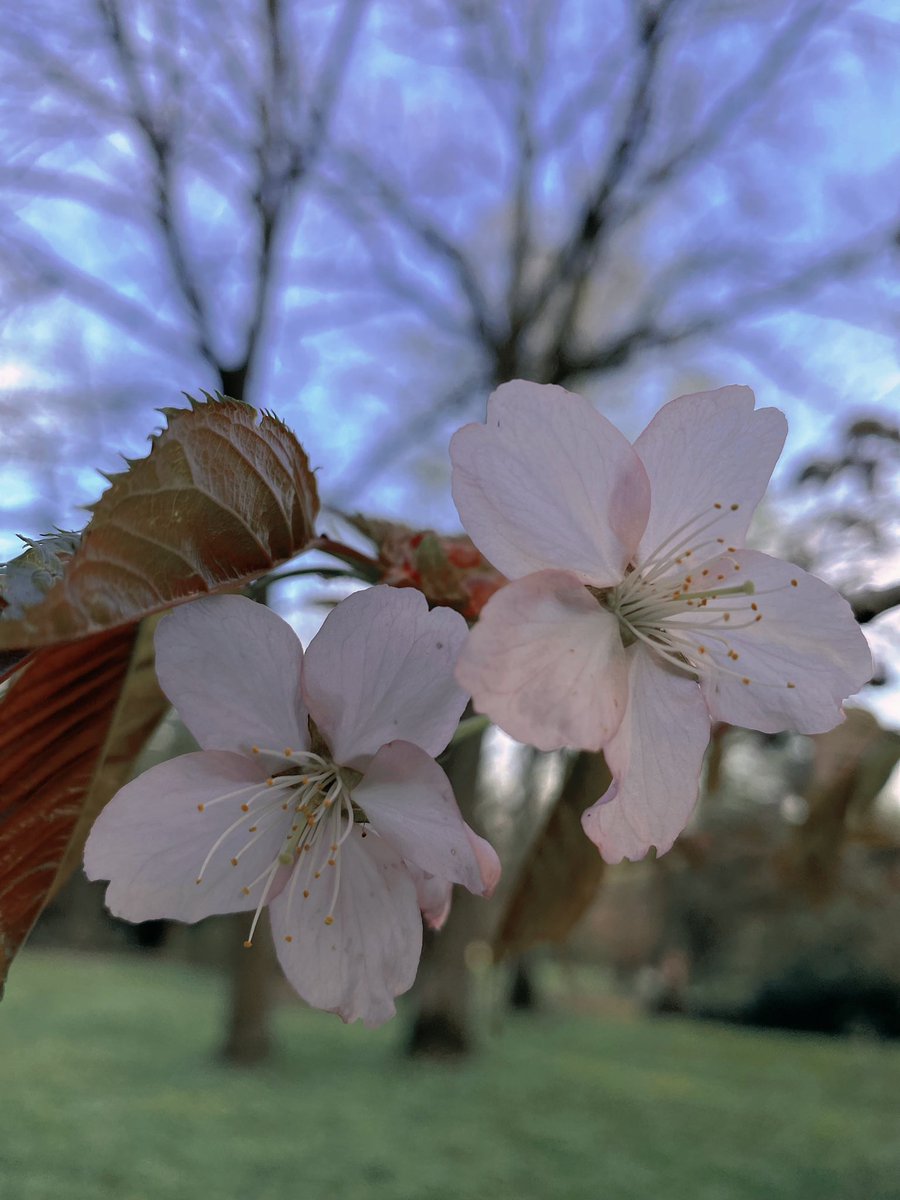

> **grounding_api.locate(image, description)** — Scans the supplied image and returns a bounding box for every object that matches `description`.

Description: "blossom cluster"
[85,382,871,1026]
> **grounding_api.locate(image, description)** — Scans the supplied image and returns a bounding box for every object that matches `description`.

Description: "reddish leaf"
[339,515,505,620]
[494,751,610,959]
[0,628,140,986]
[0,396,319,649]
[44,616,171,907]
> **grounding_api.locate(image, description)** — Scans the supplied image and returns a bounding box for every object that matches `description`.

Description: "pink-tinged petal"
[353,741,485,894]
[302,586,468,769]
[405,823,499,930]
[269,828,422,1027]
[633,386,787,565]
[84,751,290,923]
[466,824,501,898]
[689,549,872,734]
[456,570,628,752]
[451,380,650,584]
[155,595,309,756]
[407,866,453,930]
[582,648,710,864]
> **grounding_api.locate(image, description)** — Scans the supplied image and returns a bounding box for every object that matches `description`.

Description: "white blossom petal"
[633,386,786,566]
[466,825,501,898]
[451,380,650,584]
[155,595,309,756]
[353,741,485,893]
[456,570,629,751]
[691,550,872,733]
[581,648,709,864]
[269,828,422,1027]
[406,865,453,931]
[302,586,469,770]
[84,751,290,923]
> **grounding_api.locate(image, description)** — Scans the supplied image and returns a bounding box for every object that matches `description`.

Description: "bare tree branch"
[0,217,197,361]
[522,0,679,338]
[628,0,827,206]
[238,0,372,396]
[330,150,501,351]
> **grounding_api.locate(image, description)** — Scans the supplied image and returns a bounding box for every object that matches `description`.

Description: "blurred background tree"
[2,0,899,531]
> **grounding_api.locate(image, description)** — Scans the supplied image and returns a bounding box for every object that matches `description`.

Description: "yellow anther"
[241,803,250,812]
[787,682,796,689]
[197,803,205,812]
[284,748,293,757]
[243,939,253,949]
[730,503,739,511]
[324,916,334,926]
[266,778,275,787]
[303,889,310,898]
[741,677,750,685]
[251,746,260,755]
[230,856,239,866]
[284,935,293,943]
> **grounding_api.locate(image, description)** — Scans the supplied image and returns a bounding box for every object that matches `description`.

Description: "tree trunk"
[219,559,278,1066]
[508,955,539,1011]
[220,910,277,1065]
[405,728,488,1059]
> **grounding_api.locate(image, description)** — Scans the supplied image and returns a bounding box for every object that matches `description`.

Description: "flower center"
[193,745,365,948]
[594,499,797,692]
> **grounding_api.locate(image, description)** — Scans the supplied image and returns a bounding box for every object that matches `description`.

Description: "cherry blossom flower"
[84,586,499,1027]
[450,381,872,864]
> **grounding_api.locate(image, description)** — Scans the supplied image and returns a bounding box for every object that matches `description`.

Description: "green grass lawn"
[1,951,898,1200]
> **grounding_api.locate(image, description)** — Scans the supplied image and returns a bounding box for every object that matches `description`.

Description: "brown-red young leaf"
[0,397,319,649]
[44,616,170,907]
[0,627,140,986]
